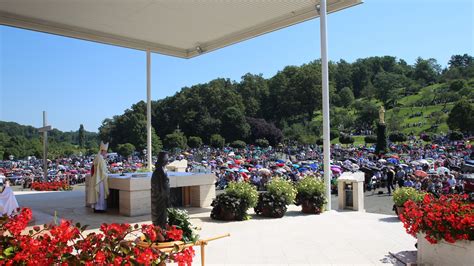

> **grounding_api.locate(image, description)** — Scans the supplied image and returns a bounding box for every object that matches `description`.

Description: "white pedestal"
[337,171,365,212]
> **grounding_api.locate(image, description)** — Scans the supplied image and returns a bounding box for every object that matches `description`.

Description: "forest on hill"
[98,54,474,152]
[1,54,473,159]
[0,122,98,160]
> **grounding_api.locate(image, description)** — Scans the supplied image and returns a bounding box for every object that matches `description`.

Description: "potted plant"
[392,187,424,218]
[210,181,258,221]
[295,176,326,214]
[254,178,296,218]
[167,208,200,243]
[401,194,473,265]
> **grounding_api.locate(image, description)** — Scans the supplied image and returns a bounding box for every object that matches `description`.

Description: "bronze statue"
[151,151,170,228]
[379,105,385,124]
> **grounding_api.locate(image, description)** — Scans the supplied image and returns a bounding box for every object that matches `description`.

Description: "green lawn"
[386,103,453,135]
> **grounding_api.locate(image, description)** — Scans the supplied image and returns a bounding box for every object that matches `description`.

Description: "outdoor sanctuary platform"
[86,172,216,216]
[15,187,417,265]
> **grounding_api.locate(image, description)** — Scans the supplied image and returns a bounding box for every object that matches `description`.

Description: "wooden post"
[200,242,206,266]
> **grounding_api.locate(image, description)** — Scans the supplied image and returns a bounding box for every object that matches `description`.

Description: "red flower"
[135,248,156,265]
[94,250,106,264]
[167,226,183,241]
[401,194,474,244]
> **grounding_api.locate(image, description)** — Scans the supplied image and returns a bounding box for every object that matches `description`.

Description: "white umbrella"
[258,168,271,175]
[378,159,387,163]
[437,167,450,175]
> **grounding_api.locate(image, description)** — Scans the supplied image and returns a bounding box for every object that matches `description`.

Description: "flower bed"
[0,208,194,265]
[31,181,72,191]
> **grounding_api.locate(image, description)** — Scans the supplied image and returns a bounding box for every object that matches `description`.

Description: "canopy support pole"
[318,0,331,211]
[146,50,152,171]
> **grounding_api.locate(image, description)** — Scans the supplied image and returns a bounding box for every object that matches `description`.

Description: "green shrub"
[295,176,327,210]
[420,133,432,142]
[330,129,339,140]
[167,208,199,243]
[266,178,297,205]
[164,130,187,150]
[364,135,377,144]
[230,140,246,149]
[448,131,463,141]
[389,132,407,142]
[187,136,203,148]
[225,181,259,208]
[210,134,225,148]
[392,187,425,207]
[254,178,297,218]
[116,143,135,157]
[339,133,355,144]
[255,138,269,148]
[210,194,246,220]
[254,193,288,218]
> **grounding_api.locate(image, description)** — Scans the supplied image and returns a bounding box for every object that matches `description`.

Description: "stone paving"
[14,185,416,265]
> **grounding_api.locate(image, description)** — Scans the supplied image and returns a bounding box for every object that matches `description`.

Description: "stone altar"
[86,172,216,216]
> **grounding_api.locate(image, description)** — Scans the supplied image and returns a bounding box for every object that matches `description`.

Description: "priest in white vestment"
[87,141,109,213]
[0,181,19,216]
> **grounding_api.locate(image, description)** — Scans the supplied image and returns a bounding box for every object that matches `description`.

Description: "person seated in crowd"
[403,177,414,187]
[414,179,422,190]
[447,174,456,187]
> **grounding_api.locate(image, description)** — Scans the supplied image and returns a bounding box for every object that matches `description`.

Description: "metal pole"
[319,0,331,211]
[146,50,152,171]
[43,111,48,181]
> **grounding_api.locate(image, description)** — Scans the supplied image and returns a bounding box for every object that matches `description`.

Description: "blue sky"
[1,0,473,132]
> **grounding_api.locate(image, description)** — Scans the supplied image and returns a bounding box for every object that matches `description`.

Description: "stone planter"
[260,205,286,218]
[395,206,405,219]
[417,233,474,265]
[301,201,321,214]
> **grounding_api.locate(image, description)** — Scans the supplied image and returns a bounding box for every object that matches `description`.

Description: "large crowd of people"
[1,136,473,198]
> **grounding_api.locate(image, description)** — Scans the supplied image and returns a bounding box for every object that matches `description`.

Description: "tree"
[354,100,378,130]
[246,117,283,146]
[334,59,353,91]
[339,87,355,107]
[116,143,135,158]
[188,136,203,148]
[151,128,163,155]
[428,111,447,126]
[448,131,464,141]
[210,134,225,148]
[389,132,407,142]
[373,72,404,106]
[163,129,187,150]
[255,138,270,148]
[413,57,441,86]
[221,106,250,142]
[237,73,269,117]
[364,135,377,144]
[230,140,246,149]
[339,133,354,145]
[386,109,404,132]
[78,124,85,148]
[447,99,474,134]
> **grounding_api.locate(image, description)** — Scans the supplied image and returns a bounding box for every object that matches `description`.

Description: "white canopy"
[0,0,361,58]
[0,0,362,211]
